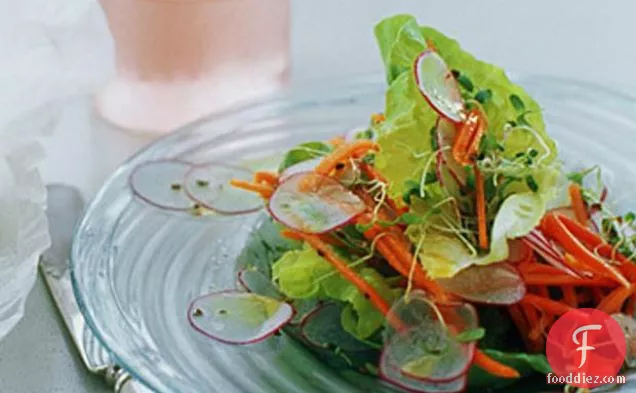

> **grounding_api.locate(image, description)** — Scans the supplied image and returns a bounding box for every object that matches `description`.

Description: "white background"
[0,1,635,392]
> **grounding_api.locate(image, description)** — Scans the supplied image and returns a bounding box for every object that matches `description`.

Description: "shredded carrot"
[254,171,279,186]
[452,109,486,165]
[521,294,574,316]
[568,183,589,226]
[328,136,346,147]
[562,287,578,307]
[291,231,404,329]
[371,113,386,124]
[360,220,446,299]
[598,285,636,314]
[562,253,594,278]
[541,213,630,288]
[474,166,489,250]
[474,350,520,379]
[229,179,273,198]
[521,273,617,287]
[591,288,605,304]
[315,140,379,176]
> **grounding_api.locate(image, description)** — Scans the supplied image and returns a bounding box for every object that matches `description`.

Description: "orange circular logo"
[546,308,626,388]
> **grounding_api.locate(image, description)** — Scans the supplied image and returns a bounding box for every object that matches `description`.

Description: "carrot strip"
[229,179,273,198]
[315,140,379,176]
[292,232,402,327]
[452,109,486,165]
[474,166,489,250]
[361,221,445,299]
[569,183,589,226]
[521,273,617,287]
[541,213,629,287]
[371,113,386,124]
[562,287,578,307]
[598,285,636,314]
[474,350,520,379]
[559,215,631,265]
[329,136,346,147]
[254,171,279,186]
[521,294,574,316]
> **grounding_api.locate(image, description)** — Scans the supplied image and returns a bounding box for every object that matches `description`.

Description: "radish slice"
[237,269,283,300]
[289,299,322,326]
[184,163,262,215]
[437,263,526,305]
[268,172,366,234]
[187,291,293,345]
[279,157,323,182]
[129,159,194,211]
[383,291,478,383]
[300,303,371,352]
[506,239,532,264]
[435,118,466,193]
[522,229,580,277]
[414,50,466,123]
[380,351,468,393]
[611,313,636,368]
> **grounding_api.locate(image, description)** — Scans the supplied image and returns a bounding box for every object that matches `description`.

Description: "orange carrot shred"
[229,179,273,198]
[521,273,617,287]
[315,140,378,176]
[474,166,489,250]
[474,350,520,379]
[328,136,346,147]
[569,183,589,226]
[254,171,279,186]
[292,231,403,329]
[598,285,636,314]
[521,294,574,316]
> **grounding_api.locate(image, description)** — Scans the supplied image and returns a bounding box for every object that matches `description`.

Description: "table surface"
[2,1,636,392]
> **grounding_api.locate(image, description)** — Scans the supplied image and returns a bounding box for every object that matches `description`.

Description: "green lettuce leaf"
[272,247,398,339]
[407,192,545,278]
[278,142,332,173]
[374,15,427,84]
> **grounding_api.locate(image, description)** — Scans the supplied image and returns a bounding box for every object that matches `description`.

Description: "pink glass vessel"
[96,0,290,134]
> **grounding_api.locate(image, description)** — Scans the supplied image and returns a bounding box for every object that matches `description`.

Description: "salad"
[181,15,636,393]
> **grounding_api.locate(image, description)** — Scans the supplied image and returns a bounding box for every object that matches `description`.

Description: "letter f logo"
[572,324,602,368]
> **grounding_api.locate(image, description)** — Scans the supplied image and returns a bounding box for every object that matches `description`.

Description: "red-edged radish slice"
[289,299,322,326]
[187,290,293,345]
[414,50,466,123]
[383,291,478,383]
[129,159,195,211]
[268,172,366,234]
[300,303,371,352]
[280,157,360,186]
[611,313,636,368]
[506,239,532,264]
[435,118,466,193]
[184,163,263,215]
[437,263,525,305]
[279,157,323,182]
[237,269,283,300]
[522,229,580,277]
[380,351,468,393]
